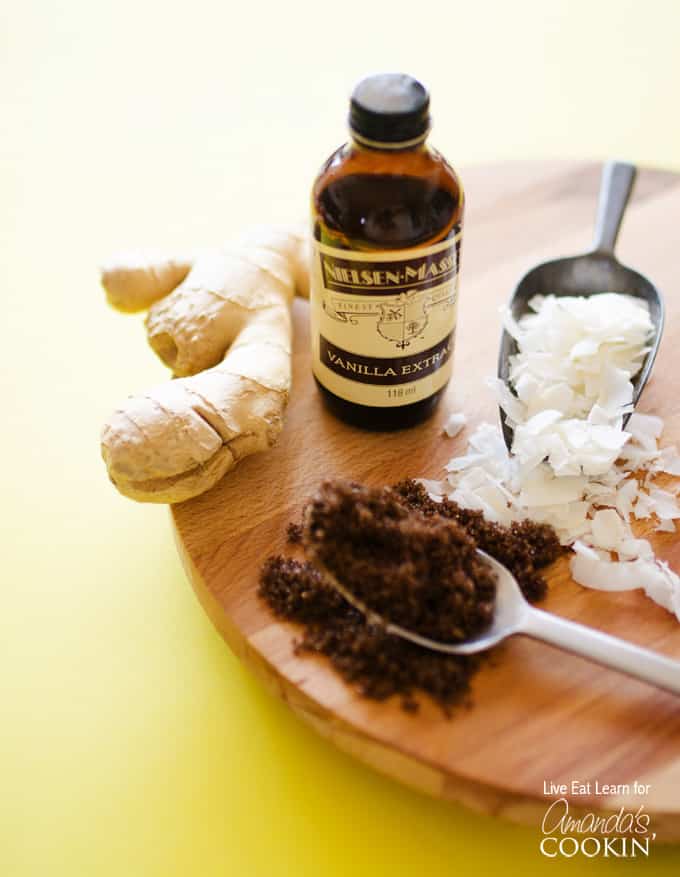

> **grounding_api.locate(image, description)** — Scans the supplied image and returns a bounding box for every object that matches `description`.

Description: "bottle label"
[310,228,462,408]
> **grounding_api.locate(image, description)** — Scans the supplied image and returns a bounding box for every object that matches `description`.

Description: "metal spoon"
[498,161,665,450]
[311,547,680,695]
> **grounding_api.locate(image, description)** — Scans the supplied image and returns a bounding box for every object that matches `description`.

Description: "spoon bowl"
[312,547,680,694]
[497,162,665,450]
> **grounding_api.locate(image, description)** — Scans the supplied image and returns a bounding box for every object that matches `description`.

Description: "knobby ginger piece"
[100,226,308,503]
[146,245,293,377]
[100,250,194,313]
[238,225,309,300]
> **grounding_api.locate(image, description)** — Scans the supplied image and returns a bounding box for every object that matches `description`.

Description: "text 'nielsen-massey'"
[310,72,464,429]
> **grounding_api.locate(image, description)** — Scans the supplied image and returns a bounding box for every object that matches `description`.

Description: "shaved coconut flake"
[619,443,660,470]
[570,336,601,360]
[526,410,564,435]
[451,466,518,525]
[522,501,591,544]
[527,383,575,417]
[597,364,634,414]
[469,422,509,457]
[544,436,575,476]
[655,446,680,476]
[615,478,639,518]
[648,488,680,519]
[570,553,680,620]
[566,481,680,620]
[584,481,615,498]
[656,519,676,533]
[638,560,679,618]
[617,539,654,561]
[502,307,524,342]
[655,563,680,619]
[443,411,467,438]
[628,413,663,446]
[573,540,610,562]
[487,377,526,424]
[590,509,626,551]
[590,493,619,509]
[633,491,654,519]
[415,478,446,500]
[570,554,639,591]
[456,466,497,492]
[513,372,539,402]
[586,405,608,425]
[590,424,630,452]
[559,419,590,450]
[445,452,486,473]
[518,467,587,507]
[448,487,501,522]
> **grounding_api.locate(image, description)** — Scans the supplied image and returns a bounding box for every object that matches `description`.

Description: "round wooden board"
[173,161,680,840]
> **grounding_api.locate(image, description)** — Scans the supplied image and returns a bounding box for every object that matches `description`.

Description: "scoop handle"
[592,160,637,255]
[520,606,680,695]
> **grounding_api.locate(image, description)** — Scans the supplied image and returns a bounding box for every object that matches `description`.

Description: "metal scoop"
[498,161,665,450]
[311,546,680,695]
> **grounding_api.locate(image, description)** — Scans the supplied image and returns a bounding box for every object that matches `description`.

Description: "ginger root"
[100,250,194,313]
[100,227,308,503]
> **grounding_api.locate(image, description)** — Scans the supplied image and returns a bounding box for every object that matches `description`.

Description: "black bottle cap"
[349,73,430,147]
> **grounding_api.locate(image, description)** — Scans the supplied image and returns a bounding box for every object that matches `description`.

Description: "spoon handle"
[520,606,680,695]
[592,160,636,255]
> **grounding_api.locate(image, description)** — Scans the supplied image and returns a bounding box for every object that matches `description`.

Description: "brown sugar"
[286,521,303,545]
[304,481,497,643]
[259,555,483,713]
[258,478,561,714]
[392,480,563,602]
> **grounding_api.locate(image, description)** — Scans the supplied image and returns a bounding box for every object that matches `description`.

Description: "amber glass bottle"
[311,73,464,430]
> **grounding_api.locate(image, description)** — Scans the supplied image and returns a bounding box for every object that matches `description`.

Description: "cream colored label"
[310,230,461,407]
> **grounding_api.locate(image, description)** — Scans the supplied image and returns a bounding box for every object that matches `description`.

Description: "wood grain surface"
[173,161,680,839]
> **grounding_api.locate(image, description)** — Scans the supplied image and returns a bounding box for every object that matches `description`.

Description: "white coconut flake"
[415,478,446,501]
[617,538,654,561]
[590,509,626,551]
[518,467,587,507]
[487,377,526,424]
[633,491,654,520]
[570,555,680,619]
[570,554,639,591]
[443,411,467,438]
[615,478,639,518]
[597,363,634,414]
[648,488,680,519]
[628,413,664,449]
[656,563,680,619]
[572,540,612,562]
[445,452,487,473]
[654,446,680,476]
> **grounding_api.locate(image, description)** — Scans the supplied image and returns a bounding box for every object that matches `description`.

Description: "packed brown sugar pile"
[394,480,562,603]
[304,481,497,643]
[259,479,562,713]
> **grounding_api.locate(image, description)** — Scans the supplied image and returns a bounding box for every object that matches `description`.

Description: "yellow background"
[2,1,679,873]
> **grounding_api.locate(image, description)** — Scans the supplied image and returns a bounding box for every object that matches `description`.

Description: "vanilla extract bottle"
[311,73,464,430]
